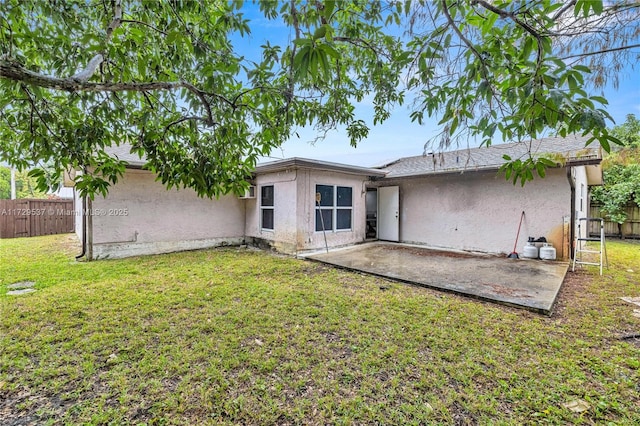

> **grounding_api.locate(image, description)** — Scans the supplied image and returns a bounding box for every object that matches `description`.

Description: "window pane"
[337,186,352,207]
[262,208,274,230]
[336,209,352,230]
[316,185,333,207]
[261,185,274,207]
[315,209,333,231]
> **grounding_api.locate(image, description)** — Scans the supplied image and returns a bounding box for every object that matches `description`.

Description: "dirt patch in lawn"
[0,389,74,425]
[550,269,593,322]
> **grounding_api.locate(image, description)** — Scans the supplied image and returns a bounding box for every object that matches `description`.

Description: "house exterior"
[76,148,385,259]
[245,158,386,253]
[75,135,602,260]
[369,135,602,259]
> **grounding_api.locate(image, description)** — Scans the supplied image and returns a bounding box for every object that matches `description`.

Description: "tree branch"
[163,115,216,137]
[120,19,167,36]
[1,60,218,126]
[441,0,489,81]
[471,0,546,93]
[70,0,122,82]
[71,54,104,81]
[181,81,214,126]
[472,0,542,39]
[552,0,577,21]
[560,43,640,60]
[20,86,65,147]
[0,60,166,91]
[333,37,391,60]
[104,0,123,44]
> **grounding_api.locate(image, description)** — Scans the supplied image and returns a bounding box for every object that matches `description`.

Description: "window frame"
[260,185,274,231]
[315,184,353,232]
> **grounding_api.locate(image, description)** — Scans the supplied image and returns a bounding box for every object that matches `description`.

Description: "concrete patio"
[304,242,570,315]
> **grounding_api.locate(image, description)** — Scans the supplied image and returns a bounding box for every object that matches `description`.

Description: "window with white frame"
[261,185,274,230]
[315,185,352,231]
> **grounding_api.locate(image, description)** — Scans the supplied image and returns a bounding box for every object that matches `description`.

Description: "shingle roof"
[101,145,387,177]
[379,134,601,178]
[254,157,387,177]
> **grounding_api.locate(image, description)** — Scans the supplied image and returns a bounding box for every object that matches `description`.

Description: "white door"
[378,186,399,241]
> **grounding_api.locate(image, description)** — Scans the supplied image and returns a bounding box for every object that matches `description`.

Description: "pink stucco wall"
[245,170,300,253]
[377,167,576,259]
[90,169,245,259]
[297,169,367,251]
[83,163,591,260]
[245,169,368,253]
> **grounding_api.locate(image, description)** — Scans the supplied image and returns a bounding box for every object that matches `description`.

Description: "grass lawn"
[1,234,639,425]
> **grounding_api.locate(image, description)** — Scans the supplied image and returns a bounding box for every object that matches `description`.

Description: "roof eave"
[383,157,602,179]
[254,157,387,178]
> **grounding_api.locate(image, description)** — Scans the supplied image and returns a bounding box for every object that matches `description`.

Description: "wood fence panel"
[0,199,74,238]
[589,204,640,238]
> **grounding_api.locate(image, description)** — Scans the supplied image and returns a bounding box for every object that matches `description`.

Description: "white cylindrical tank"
[522,242,539,259]
[539,243,557,260]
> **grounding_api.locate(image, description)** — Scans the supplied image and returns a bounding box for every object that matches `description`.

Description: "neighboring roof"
[380,135,602,179]
[104,144,146,167]
[102,145,386,178]
[254,157,387,177]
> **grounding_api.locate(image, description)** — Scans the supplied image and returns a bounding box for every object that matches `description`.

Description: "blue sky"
[235,4,640,167]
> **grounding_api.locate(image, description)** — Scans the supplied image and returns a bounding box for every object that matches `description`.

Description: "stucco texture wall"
[381,168,573,258]
[246,169,368,253]
[245,170,299,253]
[297,170,367,251]
[90,169,245,259]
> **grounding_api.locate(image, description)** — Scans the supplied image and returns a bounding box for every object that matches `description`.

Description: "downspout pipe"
[75,191,87,260]
[567,167,575,260]
[75,166,88,260]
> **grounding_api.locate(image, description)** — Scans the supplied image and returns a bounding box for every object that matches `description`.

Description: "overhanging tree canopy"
[1,0,638,197]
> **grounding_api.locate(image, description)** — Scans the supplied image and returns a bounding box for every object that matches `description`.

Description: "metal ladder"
[572,218,608,275]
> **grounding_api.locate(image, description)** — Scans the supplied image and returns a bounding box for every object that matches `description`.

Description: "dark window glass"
[336,209,352,230]
[262,209,274,230]
[316,185,333,207]
[261,185,274,207]
[337,186,352,207]
[315,209,333,231]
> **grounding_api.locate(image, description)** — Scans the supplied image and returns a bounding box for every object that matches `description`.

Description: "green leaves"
[575,0,604,18]
[611,114,640,148]
[592,116,640,225]
[500,155,560,186]
[0,1,408,198]
[592,163,640,224]
[403,0,637,184]
[1,0,634,198]
[292,38,337,82]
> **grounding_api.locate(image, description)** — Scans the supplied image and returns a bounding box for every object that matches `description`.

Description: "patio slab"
[305,242,569,314]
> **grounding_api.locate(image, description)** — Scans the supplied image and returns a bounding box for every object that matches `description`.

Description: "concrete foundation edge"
[92,237,245,259]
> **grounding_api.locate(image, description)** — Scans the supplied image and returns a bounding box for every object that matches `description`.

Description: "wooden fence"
[589,203,640,239]
[0,199,75,239]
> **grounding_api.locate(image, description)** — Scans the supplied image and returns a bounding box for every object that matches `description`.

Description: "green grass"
[1,234,639,425]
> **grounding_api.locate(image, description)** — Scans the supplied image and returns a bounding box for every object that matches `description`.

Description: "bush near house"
[1,235,639,424]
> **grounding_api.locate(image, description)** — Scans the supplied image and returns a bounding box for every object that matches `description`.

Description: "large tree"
[1,0,638,198]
